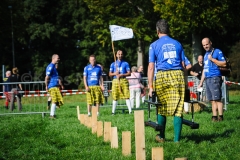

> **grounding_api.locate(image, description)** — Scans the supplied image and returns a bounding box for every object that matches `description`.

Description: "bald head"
[52,54,60,64]
[202,37,212,51]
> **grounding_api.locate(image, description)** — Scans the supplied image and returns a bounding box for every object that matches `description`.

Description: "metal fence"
[0,81,48,117]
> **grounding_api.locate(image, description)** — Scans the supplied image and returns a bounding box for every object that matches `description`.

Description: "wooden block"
[77,106,80,120]
[92,107,98,134]
[122,131,131,156]
[87,117,92,128]
[152,147,163,160]
[84,114,88,126]
[80,114,84,124]
[104,122,111,142]
[134,110,146,160]
[97,121,103,137]
[111,127,118,148]
[175,158,188,160]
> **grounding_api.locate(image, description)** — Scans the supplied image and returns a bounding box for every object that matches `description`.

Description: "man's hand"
[85,86,90,92]
[100,85,104,91]
[45,86,48,92]
[148,87,153,97]
[208,54,213,61]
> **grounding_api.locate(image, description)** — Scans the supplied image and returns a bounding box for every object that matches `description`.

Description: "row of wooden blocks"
[76,106,188,160]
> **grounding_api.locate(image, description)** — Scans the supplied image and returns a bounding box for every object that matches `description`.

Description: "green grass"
[0,91,240,160]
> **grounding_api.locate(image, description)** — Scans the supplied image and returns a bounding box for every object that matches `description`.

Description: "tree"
[152,0,240,64]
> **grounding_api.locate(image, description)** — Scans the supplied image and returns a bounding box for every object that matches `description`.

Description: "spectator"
[198,38,226,122]
[127,66,142,108]
[9,67,22,111]
[190,55,203,80]
[3,71,11,109]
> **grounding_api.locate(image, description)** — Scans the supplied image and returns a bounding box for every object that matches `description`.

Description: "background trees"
[1,0,240,88]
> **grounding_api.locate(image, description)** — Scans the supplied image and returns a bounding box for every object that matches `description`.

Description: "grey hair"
[131,66,137,72]
[156,19,169,34]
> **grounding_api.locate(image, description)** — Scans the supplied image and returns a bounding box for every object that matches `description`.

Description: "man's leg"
[47,97,51,110]
[95,103,100,116]
[126,99,132,114]
[216,100,224,121]
[112,100,117,114]
[156,114,166,142]
[50,103,56,118]
[16,95,22,111]
[211,101,218,121]
[9,89,16,111]
[173,116,183,142]
[88,105,92,116]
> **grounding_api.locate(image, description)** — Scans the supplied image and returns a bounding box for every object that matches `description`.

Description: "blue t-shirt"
[149,36,185,71]
[184,56,191,66]
[46,63,59,89]
[109,60,130,79]
[83,64,102,86]
[203,48,226,78]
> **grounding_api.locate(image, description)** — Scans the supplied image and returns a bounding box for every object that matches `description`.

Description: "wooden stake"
[122,131,131,156]
[76,106,80,120]
[92,107,98,134]
[84,114,88,126]
[111,127,118,148]
[104,122,111,142]
[152,147,164,160]
[80,114,84,124]
[97,121,103,137]
[175,158,188,160]
[134,110,146,160]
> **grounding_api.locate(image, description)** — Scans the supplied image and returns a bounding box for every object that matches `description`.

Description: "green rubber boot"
[157,114,166,139]
[174,116,183,142]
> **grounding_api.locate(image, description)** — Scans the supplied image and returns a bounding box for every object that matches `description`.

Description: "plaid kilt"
[155,70,185,117]
[111,78,130,100]
[86,86,104,105]
[49,87,64,106]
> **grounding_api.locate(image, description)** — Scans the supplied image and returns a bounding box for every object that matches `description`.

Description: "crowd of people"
[2,19,227,143]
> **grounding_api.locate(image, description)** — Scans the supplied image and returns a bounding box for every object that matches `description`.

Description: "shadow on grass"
[185,129,235,144]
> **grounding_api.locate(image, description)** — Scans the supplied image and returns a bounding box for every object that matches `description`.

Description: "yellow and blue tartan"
[49,87,64,106]
[86,86,104,105]
[111,78,130,100]
[155,70,185,117]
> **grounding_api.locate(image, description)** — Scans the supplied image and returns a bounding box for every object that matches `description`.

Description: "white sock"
[97,112,99,116]
[126,99,132,113]
[184,102,189,112]
[50,103,56,116]
[88,112,91,115]
[112,100,117,113]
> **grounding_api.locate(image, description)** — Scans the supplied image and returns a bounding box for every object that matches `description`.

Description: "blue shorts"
[205,76,222,101]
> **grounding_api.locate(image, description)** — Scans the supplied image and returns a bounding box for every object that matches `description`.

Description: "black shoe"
[5,106,8,110]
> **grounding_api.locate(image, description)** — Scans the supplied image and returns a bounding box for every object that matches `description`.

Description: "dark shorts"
[205,76,222,101]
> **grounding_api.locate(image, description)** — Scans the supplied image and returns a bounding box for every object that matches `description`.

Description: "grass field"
[0,91,240,160]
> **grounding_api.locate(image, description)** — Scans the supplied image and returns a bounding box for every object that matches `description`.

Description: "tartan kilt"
[86,86,104,105]
[49,87,64,106]
[155,70,185,117]
[111,78,130,100]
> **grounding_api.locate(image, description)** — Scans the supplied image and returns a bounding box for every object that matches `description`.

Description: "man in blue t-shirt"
[148,19,186,143]
[109,50,131,115]
[83,55,104,116]
[45,54,64,119]
[198,38,226,122]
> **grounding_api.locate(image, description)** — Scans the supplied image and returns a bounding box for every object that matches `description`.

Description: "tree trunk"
[137,40,144,67]
[192,33,202,64]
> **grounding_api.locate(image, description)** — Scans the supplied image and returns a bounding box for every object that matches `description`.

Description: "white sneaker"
[97,112,100,116]
[88,112,91,117]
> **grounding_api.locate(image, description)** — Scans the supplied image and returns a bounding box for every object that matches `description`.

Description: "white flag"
[109,25,134,41]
